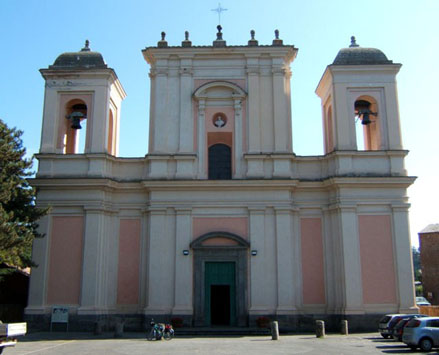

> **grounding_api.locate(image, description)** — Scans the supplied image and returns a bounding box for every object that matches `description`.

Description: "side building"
[26,30,417,331]
[419,224,439,305]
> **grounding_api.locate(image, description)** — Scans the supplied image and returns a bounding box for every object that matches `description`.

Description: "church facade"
[26,29,417,331]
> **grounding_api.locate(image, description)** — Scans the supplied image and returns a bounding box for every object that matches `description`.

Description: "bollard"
[341,320,348,335]
[114,321,124,338]
[271,321,279,340]
[315,320,325,338]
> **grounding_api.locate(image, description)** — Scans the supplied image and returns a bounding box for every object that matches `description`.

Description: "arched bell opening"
[354,96,381,151]
[63,99,88,154]
[191,232,249,327]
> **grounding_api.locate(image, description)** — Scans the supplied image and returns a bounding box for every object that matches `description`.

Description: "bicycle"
[147,320,174,341]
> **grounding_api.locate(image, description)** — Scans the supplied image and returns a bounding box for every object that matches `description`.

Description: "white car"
[416,296,431,306]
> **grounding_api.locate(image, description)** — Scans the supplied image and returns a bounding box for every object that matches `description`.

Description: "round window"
[212,113,227,128]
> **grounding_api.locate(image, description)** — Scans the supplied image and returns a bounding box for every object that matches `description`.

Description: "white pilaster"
[152,62,169,153]
[197,99,206,178]
[40,88,59,153]
[172,208,193,314]
[25,215,51,313]
[145,209,175,314]
[392,206,417,312]
[89,86,110,153]
[338,206,364,314]
[247,59,261,153]
[179,61,193,153]
[272,60,289,152]
[78,208,108,313]
[233,98,243,178]
[249,208,268,313]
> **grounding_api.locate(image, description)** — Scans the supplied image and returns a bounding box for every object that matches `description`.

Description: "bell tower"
[316,36,403,154]
[39,40,126,156]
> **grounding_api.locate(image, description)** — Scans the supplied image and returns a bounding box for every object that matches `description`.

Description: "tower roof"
[332,36,392,65]
[49,40,107,69]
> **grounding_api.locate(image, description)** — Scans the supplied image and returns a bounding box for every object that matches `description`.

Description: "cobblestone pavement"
[4,332,439,355]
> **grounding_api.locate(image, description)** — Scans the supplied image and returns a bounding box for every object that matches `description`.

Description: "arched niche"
[191,231,249,327]
[193,81,247,101]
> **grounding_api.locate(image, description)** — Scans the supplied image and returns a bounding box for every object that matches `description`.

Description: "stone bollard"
[94,320,103,335]
[315,320,325,338]
[271,321,279,340]
[341,320,348,335]
[114,321,124,338]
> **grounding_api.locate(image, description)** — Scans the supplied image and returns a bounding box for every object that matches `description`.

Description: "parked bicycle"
[147,319,174,341]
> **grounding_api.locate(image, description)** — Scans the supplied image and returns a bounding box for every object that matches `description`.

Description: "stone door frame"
[190,232,249,327]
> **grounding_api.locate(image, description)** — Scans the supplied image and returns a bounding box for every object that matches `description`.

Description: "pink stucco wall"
[117,219,141,305]
[358,215,396,304]
[301,218,326,304]
[193,217,248,240]
[47,216,84,305]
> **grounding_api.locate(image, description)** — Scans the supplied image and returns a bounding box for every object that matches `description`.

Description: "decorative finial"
[248,30,258,46]
[182,30,192,47]
[216,25,223,40]
[349,36,359,47]
[81,39,90,52]
[213,24,226,47]
[158,31,168,48]
[272,29,283,46]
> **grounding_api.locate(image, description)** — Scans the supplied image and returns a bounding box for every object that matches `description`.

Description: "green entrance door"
[204,262,236,326]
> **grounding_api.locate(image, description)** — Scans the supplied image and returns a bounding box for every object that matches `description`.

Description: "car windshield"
[416,297,428,302]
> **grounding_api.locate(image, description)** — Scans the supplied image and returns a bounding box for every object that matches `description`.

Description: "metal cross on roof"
[211,3,228,25]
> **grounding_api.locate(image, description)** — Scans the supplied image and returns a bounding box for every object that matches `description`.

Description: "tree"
[0,119,47,272]
[412,246,422,281]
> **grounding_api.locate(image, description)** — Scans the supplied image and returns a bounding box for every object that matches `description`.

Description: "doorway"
[205,262,236,326]
[191,232,249,327]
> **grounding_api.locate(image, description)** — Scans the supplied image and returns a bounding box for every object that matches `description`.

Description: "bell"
[361,111,372,125]
[67,111,84,129]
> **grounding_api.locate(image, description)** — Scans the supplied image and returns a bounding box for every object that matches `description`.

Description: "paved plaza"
[4,332,438,355]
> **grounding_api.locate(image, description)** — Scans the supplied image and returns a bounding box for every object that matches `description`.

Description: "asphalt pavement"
[3,332,439,355]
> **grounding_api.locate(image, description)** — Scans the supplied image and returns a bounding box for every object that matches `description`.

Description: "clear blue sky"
[1,0,438,247]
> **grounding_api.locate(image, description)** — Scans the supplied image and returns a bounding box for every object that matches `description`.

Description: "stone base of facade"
[25,313,383,333]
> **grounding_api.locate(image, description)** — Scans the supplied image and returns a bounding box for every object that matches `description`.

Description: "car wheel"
[419,338,433,352]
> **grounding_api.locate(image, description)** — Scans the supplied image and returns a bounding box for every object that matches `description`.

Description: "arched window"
[64,100,88,154]
[208,144,231,180]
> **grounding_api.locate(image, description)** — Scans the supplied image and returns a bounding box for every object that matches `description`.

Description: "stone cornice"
[143,45,297,65]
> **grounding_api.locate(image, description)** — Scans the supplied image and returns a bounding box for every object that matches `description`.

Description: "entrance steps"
[174,327,270,336]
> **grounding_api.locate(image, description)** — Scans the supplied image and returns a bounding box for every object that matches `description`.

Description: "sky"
[1,0,438,247]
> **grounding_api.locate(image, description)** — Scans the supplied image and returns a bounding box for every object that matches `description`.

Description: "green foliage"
[0,119,47,270]
[412,246,422,281]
